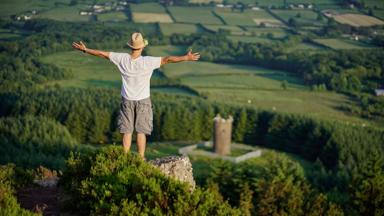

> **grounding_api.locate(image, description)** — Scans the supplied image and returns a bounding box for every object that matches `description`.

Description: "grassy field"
[98,12,128,22]
[40,45,372,125]
[159,23,204,35]
[130,2,167,13]
[35,5,91,22]
[130,2,173,23]
[271,9,326,26]
[244,27,288,38]
[167,6,223,25]
[0,0,64,19]
[40,50,195,96]
[132,12,173,23]
[202,24,244,34]
[313,38,375,50]
[287,42,325,52]
[228,35,276,44]
[214,9,257,26]
[364,0,384,9]
[372,9,384,20]
[0,28,29,40]
[41,51,121,88]
[333,13,384,27]
[245,9,284,26]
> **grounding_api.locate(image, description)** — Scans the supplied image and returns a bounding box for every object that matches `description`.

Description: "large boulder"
[150,156,196,191]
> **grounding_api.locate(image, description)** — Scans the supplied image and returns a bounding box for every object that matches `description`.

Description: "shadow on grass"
[85,79,120,88]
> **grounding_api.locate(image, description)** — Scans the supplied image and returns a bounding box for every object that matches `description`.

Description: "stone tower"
[213,114,233,156]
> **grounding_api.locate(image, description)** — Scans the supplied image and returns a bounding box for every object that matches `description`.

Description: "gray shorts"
[117,97,153,135]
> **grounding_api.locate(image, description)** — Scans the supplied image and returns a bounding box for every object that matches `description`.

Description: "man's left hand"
[72,41,87,52]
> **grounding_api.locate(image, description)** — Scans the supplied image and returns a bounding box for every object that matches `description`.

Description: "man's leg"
[123,133,132,154]
[136,133,146,159]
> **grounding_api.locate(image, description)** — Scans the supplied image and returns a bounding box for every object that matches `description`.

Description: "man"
[72,32,200,159]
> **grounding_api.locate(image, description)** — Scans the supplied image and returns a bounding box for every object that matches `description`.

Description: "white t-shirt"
[109,52,161,100]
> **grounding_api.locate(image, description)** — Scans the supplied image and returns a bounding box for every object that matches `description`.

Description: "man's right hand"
[72,41,87,52]
[186,49,200,61]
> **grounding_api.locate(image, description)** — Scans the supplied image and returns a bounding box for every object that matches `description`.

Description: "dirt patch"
[17,186,62,216]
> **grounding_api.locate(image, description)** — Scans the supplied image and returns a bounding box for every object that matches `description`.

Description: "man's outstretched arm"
[161,49,200,66]
[72,41,110,59]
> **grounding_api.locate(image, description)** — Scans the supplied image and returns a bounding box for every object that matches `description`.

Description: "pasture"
[159,23,204,35]
[372,10,384,20]
[333,14,384,27]
[146,46,369,125]
[287,42,324,52]
[313,38,375,50]
[167,6,223,25]
[40,45,372,126]
[98,12,128,22]
[132,12,173,23]
[244,27,288,38]
[228,35,275,44]
[271,9,326,26]
[0,28,29,40]
[247,9,284,26]
[214,9,257,26]
[129,2,167,13]
[35,5,91,22]
[0,0,62,19]
[364,0,384,9]
[202,24,244,34]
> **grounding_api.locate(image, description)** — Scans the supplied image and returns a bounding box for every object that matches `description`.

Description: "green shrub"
[0,164,39,216]
[61,146,240,215]
[208,153,344,215]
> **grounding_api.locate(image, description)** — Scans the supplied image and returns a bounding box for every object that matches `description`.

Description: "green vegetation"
[0,115,78,169]
[287,42,324,51]
[61,146,241,215]
[97,11,128,22]
[214,9,258,26]
[129,2,167,13]
[35,6,91,22]
[41,51,120,89]
[313,38,375,50]
[244,26,288,38]
[167,6,223,25]
[159,23,204,36]
[1,1,384,214]
[0,0,60,19]
[203,24,244,33]
[0,164,39,216]
[228,35,275,43]
[271,9,327,26]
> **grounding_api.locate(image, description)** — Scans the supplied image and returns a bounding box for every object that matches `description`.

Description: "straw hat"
[127,32,148,49]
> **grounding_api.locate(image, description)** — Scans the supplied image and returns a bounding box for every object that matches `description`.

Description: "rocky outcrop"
[150,156,196,191]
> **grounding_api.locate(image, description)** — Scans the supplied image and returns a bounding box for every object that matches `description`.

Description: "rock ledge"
[150,156,195,190]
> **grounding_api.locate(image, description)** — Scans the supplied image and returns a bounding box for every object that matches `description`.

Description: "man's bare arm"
[72,41,110,59]
[161,49,200,66]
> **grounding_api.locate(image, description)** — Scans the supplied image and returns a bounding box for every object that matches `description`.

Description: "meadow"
[227,35,276,44]
[244,27,288,38]
[271,9,326,26]
[34,5,91,22]
[159,23,204,35]
[333,13,384,27]
[39,46,370,125]
[129,2,167,13]
[167,6,223,25]
[313,38,375,49]
[202,24,244,34]
[213,9,258,26]
[97,11,128,22]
